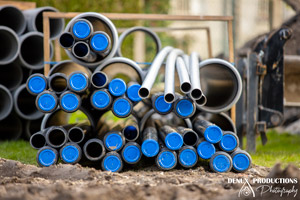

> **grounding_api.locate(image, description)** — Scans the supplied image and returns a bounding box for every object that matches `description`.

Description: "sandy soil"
[0,158,299,200]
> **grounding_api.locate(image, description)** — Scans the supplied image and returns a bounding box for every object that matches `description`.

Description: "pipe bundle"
[0,5,64,140]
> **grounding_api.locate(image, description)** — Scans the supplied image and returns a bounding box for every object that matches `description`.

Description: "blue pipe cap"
[60,93,80,112]
[158,151,176,169]
[91,33,109,51]
[154,95,172,114]
[212,154,232,173]
[122,145,141,164]
[37,93,57,112]
[38,148,57,167]
[109,78,127,96]
[28,76,46,94]
[69,73,88,92]
[197,141,216,159]
[103,154,122,172]
[127,84,142,102]
[179,148,198,167]
[175,99,195,118]
[112,98,132,117]
[233,153,251,172]
[61,145,80,164]
[105,133,123,151]
[72,20,91,39]
[165,132,183,150]
[141,139,159,157]
[220,134,238,152]
[204,125,223,144]
[91,90,111,109]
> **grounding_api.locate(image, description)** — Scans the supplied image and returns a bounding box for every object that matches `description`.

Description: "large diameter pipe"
[72,41,97,62]
[139,46,174,98]
[0,62,23,91]
[0,6,26,35]
[164,49,184,103]
[199,58,242,113]
[18,32,53,70]
[0,26,20,65]
[23,7,64,39]
[24,117,43,140]
[0,85,13,120]
[176,57,191,93]
[13,84,43,120]
[48,60,91,77]
[0,113,22,140]
[189,52,203,100]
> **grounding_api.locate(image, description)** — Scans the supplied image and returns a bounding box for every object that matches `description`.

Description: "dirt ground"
[0,158,299,200]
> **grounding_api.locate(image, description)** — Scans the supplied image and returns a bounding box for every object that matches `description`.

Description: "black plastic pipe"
[83,138,106,161]
[0,113,22,140]
[45,126,68,148]
[0,84,13,120]
[0,6,26,35]
[0,26,20,65]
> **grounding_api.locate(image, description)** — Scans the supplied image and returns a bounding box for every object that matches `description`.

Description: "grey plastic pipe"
[23,6,65,39]
[0,6,26,35]
[48,60,91,77]
[48,73,68,94]
[0,26,20,65]
[189,52,203,100]
[0,84,13,120]
[0,113,22,140]
[139,46,173,98]
[0,62,23,91]
[72,41,97,62]
[176,56,191,94]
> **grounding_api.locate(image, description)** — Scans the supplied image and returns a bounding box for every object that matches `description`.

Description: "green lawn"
[0,130,299,168]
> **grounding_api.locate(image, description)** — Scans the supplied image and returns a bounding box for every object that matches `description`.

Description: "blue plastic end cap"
[113,98,131,117]
[91,33,109,51]
[197,141,216,159]
[38,149,56,167]
[165,132,183,150]
[69,73,88,92]
[105,133,123,151]
[233,153,250,171]
[175,99,194,117]
[220,134,238,151]
[92,90,110,109]
[123,145,141,163]
[158,151,176,169]
[204,125,223,144]
[154,95,172,113]
[127,84,142,102]
[61,93,79,112]
[103,155,122,172]
[212,154,231,172]
[72,20,91,39]
[37,93,57,112]
[108,78,127,96]
[141,139,159,157]
[61,145,79,163]
[28,76,46,94]
[179,148,197,167]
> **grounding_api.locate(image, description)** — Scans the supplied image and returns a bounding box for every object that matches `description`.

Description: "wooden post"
[43,13,50,76]
[206,28,213,58]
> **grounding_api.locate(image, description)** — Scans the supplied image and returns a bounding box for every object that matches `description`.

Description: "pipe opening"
[0,114,22,140]
[92,72,107,88]
[0,7,25,35]
[49,75,67,93]
[0,87,12,119]
[0,63,23,90]
[191,89,202,99]
[196,95,207,106]
[86,141,103,158]
[48,128,66,146]
[123,126,138,141]
[17,88,38,116]
[0,29,18,63]
[181,82,191,93]
[25,118,43,139]
[31,134,46,149]
[68,128,84,143]
[59,33,74,48]
[165,93,175,103]
[183,131,198,146]
[20,34,43,66]
[139,87,149,98]
[73,42,88,57]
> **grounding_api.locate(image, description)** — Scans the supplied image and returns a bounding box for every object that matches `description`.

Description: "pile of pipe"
[25,12,252,173]
[0,5,64,140]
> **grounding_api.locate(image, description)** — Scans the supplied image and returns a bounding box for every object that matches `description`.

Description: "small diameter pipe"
[83,138,106,161]
[0,26,20,65]
[193,118,223,144]
[60,142,82,164]
[218,131,239,152]
[59,32,75,50]
[26,73,47,95]
[177,126,199,147]
[126,82,142,103]
[156,141,177,171]
[90,89,112,110]
[231,148,252,172]
[122,116,139,142]
[24,117,43,140]
[72,41,97,62]
[59,91,81,113]
[0,62,23,91]
[178,146,198,168]
[141,126,160,157]
[108,78,127,97]
[183,54,190,72]
[68,123,91,144]
[36,91,58,113]
[0,85,13,120]
[89,31,111,57]
[0,113,22,140]
[48,73,68,94]
[195,95,207,106]
[0,6,26,35]
[112,97,133,118]
[158,125,183,151]
[209,151,233,173]
[71,19,93,40]
[189,52,203,100]
[176,57,191,93]
[101,151,123,172]
[30,129,47,150]
[139,46,173,99]
[121,142,142,164]
[67,71,90,93]
[204,112,237,134]
[196,138,216,160]
[91,71,109,89]
[164,49,184,103]
[173,96,196,119]
[103,131,126,151]
[45,126,68,148]
[151,92,173,115]
[36,146,58,167]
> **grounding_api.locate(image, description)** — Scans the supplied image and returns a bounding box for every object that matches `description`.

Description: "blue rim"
[37,93,57,112]
[127,84,142,102]
[112,98,131,117]
[141,139,159,157]
[91,33,109,51]
[72,20,91,39]
[69,73,88,92]
[38,149,56,167]
[61,145,80,163]
[212,154,231,172]
[28,76,46,94]
[175,99,194,117]
[165,132,183,150]
[105,133,123,151]
[233,153,250,171]
[91,90,111,109]
[154,95,172,113]
[204,125,223,144]
[122,145,141,163]
[179,148,197,167]
[220,134,238,151]
[158,151,176,169]
[103,155,122,172]
[108,78,127,96]
[197,141,216,159]
[60,93,80,112]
